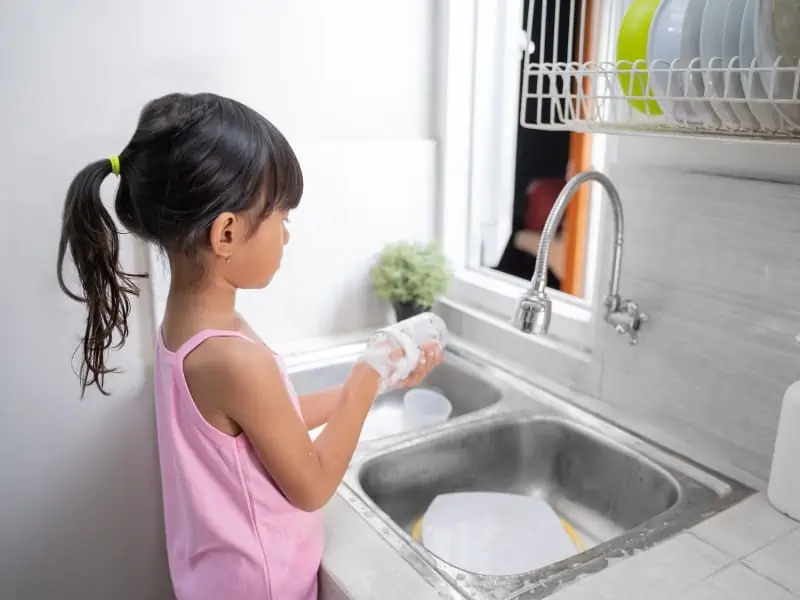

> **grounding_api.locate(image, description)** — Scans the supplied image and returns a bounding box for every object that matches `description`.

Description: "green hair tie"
[109,155,120,176]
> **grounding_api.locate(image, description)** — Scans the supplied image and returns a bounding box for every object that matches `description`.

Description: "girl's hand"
[357,337,444,392]
[397,341,444,389]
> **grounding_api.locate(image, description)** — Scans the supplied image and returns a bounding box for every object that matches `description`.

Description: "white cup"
[403,388,452,431]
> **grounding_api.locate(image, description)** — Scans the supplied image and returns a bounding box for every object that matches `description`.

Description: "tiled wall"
[597,158,800,488]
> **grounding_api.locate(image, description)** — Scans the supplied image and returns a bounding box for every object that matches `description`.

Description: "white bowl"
[700,0,741,127]
[740,0,783,129]
[647,0,697,123]
[403,388,452,431]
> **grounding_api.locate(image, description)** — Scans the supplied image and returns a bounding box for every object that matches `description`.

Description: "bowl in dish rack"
[647,0,720,126]
[617,0,663,116]
[647,0,694,123]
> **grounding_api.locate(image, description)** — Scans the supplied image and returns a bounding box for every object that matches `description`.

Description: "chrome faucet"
[511,170,649,345]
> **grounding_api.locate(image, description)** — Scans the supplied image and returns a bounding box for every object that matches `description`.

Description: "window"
[437,0,610,349]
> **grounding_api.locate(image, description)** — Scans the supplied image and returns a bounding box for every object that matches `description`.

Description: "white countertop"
[320,493,800,600]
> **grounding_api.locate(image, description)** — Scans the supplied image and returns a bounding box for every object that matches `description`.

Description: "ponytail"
[57,158,145,396]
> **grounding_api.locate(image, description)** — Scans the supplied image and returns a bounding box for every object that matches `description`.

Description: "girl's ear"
[208,212,243,259]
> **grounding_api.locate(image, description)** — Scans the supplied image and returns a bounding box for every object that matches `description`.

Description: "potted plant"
[370,241,452,321]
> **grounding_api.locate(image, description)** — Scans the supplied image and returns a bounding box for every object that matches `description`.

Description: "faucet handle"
[625,301,641,317]
[607,298,648,345]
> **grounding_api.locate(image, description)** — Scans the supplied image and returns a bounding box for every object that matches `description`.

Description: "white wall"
[0,1,435,599]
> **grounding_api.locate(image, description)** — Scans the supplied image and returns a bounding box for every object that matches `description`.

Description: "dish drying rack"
[522,0,800,141]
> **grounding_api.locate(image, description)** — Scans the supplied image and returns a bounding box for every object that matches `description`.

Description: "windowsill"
[446,267,594,353]
[436,266,601,395]
[434,298,600,398]
[437,295,593,362]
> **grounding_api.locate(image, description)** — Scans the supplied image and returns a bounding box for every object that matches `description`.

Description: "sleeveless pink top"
[154,329,324,600]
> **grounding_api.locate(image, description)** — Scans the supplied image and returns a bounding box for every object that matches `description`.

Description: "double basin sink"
[290,342,752,600]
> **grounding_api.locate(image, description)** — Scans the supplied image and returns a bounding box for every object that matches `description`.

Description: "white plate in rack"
[700,0,741,127]
[722,0,760,128]
[755,0,800,127]
[740,0,784,129]
[647,0,699,123]
[680,0,721,126]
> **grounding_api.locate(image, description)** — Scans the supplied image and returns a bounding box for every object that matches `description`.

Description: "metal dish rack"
[522,0,800,141]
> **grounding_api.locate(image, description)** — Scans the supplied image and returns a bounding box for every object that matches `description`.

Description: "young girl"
[57,92,443,600]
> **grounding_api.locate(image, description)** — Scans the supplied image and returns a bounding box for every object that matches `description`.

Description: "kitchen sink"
[359,416,684,549]
[290,351,502,441]
[288,342,752,600]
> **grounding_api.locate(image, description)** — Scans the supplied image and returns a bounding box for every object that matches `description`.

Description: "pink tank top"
[154,329,324,600]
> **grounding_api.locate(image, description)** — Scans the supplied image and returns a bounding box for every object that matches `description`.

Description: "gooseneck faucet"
[512,170,649,345]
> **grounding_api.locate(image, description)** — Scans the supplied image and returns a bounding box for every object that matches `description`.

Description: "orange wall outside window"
[560,0,594,297]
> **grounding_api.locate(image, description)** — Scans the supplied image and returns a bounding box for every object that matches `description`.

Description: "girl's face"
[208,204,291,290]
[232,209,291,289]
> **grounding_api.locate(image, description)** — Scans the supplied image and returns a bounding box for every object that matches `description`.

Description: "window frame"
[437,0,611,353]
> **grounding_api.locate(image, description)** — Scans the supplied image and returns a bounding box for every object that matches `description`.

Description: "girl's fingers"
[413,344,441,379]
[396,342,443,389]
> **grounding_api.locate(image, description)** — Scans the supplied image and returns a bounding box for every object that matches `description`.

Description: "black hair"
[57,93,304,396]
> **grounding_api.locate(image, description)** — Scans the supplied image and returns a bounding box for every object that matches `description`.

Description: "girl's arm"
[298,386,343,430]
[188,337,441,512]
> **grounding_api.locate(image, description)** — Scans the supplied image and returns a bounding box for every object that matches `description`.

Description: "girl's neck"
[163,279,240,335]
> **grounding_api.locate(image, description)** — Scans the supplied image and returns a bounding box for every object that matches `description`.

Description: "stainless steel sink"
[359,416,684,550]
[290,352,502,441]
[289,342,752,600]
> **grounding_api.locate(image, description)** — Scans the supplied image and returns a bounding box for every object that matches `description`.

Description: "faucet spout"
[511,170,648,345]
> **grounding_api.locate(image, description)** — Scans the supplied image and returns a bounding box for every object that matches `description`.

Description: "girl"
[57,92,443,600]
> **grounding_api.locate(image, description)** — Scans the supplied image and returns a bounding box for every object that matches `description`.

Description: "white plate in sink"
[421,491,580,576]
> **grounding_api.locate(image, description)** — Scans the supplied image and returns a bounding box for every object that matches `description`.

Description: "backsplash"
[599,164,800,487]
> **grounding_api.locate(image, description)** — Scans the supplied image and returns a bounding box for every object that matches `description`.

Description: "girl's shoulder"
[179,330,284,437]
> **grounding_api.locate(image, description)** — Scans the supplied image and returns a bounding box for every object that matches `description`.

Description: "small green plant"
[370,241,452,311]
